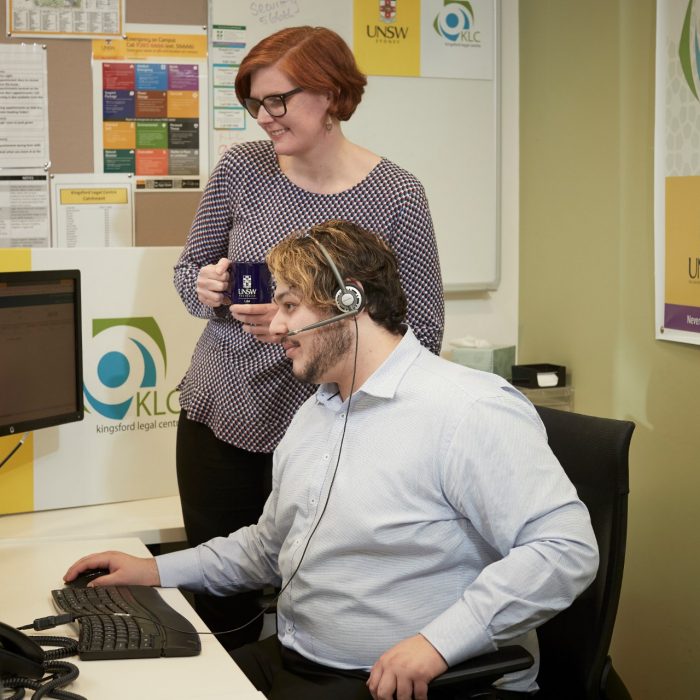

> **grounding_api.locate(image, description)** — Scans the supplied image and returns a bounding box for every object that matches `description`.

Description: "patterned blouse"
[174,140,444,452]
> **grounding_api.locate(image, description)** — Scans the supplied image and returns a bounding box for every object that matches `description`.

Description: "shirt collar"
[316,327,422,407]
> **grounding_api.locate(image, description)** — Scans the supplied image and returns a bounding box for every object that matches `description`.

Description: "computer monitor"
[0,269,84,437]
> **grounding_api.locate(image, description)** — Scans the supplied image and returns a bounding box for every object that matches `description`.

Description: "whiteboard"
[208,0,500,291]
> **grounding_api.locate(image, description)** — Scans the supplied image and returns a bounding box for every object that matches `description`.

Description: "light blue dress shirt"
[157,329,598,692]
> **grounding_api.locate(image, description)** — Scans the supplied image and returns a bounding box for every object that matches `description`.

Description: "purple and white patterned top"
[174,140,444,452]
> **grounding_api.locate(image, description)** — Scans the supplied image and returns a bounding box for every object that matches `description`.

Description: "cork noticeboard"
[0,0,208,247]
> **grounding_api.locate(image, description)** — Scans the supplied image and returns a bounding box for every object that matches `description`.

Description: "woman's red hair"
[234,26,366,121]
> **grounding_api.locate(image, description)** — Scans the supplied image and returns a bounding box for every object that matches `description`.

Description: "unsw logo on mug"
[229,261,272,304]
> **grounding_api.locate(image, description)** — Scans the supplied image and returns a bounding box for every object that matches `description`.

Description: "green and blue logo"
[680,0,700,100]
[433,1,474,42]
[84,317,168,420]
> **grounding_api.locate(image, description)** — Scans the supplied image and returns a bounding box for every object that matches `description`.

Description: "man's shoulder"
[402,351,543,444]
[411,348,525,407]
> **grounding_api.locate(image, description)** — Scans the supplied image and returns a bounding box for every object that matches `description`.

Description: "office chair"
[428,405,635,700]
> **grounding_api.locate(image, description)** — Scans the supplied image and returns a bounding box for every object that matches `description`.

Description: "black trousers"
[231,635,372,700]
[176,410,273,650]
[231,636,532,700]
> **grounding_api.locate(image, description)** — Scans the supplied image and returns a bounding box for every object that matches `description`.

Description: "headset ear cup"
[335,284,364,313]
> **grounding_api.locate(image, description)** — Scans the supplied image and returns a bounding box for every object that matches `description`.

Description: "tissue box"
[450,345,516,379]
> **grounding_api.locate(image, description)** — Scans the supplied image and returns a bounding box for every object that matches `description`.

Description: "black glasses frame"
[243,87,304,119]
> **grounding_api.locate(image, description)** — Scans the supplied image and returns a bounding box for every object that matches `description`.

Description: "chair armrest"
[429,645,534,690]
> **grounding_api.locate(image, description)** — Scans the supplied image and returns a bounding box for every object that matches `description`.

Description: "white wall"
[443,0,519,352]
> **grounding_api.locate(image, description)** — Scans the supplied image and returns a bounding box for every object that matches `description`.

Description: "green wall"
[520,1,700,697]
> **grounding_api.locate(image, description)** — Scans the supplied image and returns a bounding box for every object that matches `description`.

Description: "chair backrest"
[533,406,634,700]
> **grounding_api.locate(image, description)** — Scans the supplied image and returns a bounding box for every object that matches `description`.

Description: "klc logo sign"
[433,0,481,44]
[83,317,178,420]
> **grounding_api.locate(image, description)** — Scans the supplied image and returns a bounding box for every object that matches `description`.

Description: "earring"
[325,115,333,132]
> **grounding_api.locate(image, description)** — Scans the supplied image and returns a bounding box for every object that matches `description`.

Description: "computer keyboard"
[51,585,201,660]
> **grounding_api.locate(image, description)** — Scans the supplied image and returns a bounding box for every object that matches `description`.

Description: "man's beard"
[294,320,354,385]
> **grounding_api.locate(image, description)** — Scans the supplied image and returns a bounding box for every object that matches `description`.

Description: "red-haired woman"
[173,26,444,649]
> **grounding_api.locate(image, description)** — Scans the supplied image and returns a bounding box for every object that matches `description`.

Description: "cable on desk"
[1,661,85,700]
[31,636,80,662]
[1,630,83,700]
[19,614,78,632]
[0,685,24,700]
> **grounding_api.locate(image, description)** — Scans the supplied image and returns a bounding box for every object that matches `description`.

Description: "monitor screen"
[0,269,84,437]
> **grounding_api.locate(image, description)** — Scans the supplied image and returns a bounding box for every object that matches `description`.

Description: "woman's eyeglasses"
[243,87,304,119]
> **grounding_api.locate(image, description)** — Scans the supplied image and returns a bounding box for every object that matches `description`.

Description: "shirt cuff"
[155,548,204,590]
[420,598,496,667]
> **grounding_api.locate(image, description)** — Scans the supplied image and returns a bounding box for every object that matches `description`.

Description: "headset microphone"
[286,309,359,336]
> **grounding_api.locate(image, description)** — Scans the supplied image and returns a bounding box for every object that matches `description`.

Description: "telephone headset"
[286,233,365,336]
[0,232,364,663]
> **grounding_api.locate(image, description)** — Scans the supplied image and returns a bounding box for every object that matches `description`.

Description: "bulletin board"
[0,0,208,247]
[208,0,502,291]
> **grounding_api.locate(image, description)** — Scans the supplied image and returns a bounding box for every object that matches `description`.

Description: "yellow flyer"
[353,0,421,77]
[664,176,700,332]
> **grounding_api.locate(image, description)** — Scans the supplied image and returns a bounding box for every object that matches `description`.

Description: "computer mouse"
[66,568,111,588]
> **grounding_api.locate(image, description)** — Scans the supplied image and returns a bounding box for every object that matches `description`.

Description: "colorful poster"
[663,177,700,331]
[353,0,495,79]
[92,26,208,191]
[655,1,700,344]
[7,0,124,40]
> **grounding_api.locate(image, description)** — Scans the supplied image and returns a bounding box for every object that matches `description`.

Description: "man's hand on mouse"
[64,551,161,588]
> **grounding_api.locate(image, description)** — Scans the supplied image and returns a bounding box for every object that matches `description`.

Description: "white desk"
[0,537,265,699]
[0,496,186,546]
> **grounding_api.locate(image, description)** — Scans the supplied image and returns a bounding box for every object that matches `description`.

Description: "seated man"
[65,220,598,700]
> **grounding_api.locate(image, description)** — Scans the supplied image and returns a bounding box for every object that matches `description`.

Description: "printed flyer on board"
[92,25,209,191]
[7,0,124,39]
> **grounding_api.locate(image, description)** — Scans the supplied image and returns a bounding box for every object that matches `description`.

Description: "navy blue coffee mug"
[230,261,272,304]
